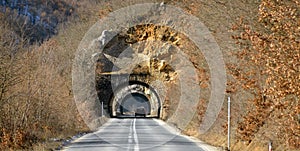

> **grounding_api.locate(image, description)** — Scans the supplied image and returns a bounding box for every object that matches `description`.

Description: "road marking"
[152,119,221,151]
[133,118,139,151]
[127,119,139,151]
[127,119,134,151]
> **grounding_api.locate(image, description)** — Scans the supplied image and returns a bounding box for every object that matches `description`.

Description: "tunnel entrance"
[120,93,151,117]
[108,79,161,118]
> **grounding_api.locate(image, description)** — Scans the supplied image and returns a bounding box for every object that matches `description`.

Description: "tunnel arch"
[109,80,161,118]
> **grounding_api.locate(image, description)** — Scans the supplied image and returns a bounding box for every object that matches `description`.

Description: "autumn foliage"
[1,0,299,150]
[0,7,86,150]
[229,0,299,149]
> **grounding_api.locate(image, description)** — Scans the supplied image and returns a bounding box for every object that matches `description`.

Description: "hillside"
[0,0,299,150]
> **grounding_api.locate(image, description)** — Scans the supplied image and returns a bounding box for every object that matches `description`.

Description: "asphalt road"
[63,118,219,151]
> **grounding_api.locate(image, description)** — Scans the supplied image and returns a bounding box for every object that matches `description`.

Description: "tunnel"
[120,93,151,116]
[108,80,161,118]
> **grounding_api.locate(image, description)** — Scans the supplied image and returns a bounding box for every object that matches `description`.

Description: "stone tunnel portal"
[108,80,161,118]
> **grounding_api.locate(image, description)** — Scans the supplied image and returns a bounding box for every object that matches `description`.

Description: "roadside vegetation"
[0,0,92,149]
[229,0,299,149]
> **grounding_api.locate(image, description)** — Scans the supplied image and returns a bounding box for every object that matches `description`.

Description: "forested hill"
[0,1,299,151]
[0,0,75,43]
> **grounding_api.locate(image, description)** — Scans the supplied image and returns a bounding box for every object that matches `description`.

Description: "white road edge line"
[152,119,221,151]
[63,118,114,150]
[133,118,140,151]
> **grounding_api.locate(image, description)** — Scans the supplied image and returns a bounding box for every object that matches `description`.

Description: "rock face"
[95,25,181,119]
[93,17,212,131]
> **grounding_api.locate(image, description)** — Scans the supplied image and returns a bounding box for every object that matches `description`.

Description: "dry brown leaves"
[229,0,300,149]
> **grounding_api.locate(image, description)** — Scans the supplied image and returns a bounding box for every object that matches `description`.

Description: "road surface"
[63,118,219,151]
